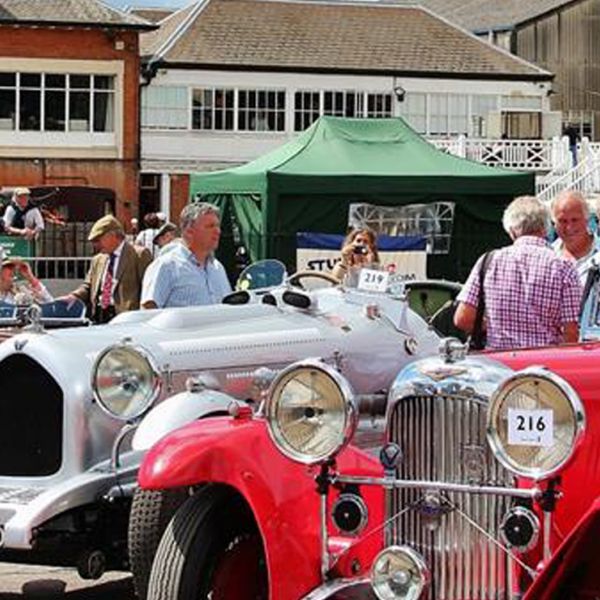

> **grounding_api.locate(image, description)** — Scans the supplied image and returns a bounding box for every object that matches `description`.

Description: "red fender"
[139,416,383,600]
[523,497,600,600]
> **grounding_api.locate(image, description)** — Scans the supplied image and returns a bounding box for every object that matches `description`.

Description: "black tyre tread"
[148,485,236,600]
[128,487,189,600]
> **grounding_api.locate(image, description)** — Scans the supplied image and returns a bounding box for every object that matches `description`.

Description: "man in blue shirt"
[141,203,231,309]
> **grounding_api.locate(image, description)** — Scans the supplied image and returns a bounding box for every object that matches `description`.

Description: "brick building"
[0,0,155,228]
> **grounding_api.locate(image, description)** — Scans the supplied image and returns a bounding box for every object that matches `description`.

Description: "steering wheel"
[288,270,340,290]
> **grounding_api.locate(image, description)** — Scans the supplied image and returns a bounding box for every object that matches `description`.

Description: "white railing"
[536,156,600,204]
[431,135,600,203]
[430,135,570,173]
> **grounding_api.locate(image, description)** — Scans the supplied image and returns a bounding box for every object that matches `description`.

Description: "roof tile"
[0,0,155,28]
[143,0,551,78]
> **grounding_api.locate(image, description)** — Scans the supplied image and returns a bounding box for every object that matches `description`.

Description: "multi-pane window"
[0,72,115,132]
[471,95,498,137]
[20,73,41,130]
[448,94,468,135]
[0,73,16,130]
[45,74,66,131]
[324,91,363,117]
[294,91,393,131]
[192,88,234,130]
[367,93,392,117]
[294,91,320,131]
[399,92,426,133]
[142,86,188,129]
[238,89,285,132]
[429,93,449,136]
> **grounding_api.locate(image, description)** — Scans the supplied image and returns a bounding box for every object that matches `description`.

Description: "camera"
[353,245,368,256]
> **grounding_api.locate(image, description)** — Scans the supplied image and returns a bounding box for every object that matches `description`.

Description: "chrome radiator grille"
[388,395,513,600]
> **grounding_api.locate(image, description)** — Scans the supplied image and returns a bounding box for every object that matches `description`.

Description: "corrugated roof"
[141,0,552,79]
[412,0,576,32]
[0,0,156,29]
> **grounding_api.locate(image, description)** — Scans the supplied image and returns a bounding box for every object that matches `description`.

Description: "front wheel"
[128,488,190,599]
[147,485,268,600]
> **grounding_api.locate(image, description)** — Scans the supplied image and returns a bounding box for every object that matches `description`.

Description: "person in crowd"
[331,227,380,281]
[141,203,231,309]
[153,222,179,254]
[3,187,44,240]
[454,195,581,350]
[127,217,139,243]
[64,215,152,324]
[135,212,161,257]
[551,190,600,285]
[0,257,52,304]
[564,124,580,166]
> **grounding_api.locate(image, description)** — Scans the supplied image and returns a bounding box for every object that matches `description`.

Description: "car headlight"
[487,368,585,479]
[265,360,357,465]
[371,546,430,600]
[92,344,161,421]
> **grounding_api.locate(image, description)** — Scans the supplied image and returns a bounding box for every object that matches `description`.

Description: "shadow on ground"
[0,577,135,599]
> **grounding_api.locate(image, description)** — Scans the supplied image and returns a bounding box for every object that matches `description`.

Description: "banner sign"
[296,233,427,281]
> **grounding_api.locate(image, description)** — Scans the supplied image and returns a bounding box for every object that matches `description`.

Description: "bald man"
[551,190,600,285]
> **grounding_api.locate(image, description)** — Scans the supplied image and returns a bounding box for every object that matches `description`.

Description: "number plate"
[357,268,389,293]
[508,408,553,447]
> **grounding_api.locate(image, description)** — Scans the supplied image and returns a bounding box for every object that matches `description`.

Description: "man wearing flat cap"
[3,187,44,240]
[66,215,152,323]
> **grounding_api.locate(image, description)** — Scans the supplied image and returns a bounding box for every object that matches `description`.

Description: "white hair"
[551,189,590,221]
[179,202,220,231]
[502,195,549,239]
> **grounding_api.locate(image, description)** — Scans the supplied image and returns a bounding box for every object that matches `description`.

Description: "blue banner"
[296,232,426,251]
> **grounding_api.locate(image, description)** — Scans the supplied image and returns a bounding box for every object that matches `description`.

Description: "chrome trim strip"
[333,475,539,499]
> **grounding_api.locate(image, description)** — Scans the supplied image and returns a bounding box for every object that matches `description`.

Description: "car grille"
[0,355,63,476]
[388,395,513,600]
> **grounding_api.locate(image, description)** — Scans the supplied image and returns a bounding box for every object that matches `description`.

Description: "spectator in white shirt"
[135,212,161,258]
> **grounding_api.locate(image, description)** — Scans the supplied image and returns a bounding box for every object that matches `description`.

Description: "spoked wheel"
[147,485,268,600]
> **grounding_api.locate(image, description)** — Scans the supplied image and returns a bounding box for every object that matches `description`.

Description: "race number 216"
[507,408,553,447]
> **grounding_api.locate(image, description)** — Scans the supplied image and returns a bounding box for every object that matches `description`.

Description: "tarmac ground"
[0,563,135,599]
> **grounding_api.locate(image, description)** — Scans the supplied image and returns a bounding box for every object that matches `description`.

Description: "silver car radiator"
[387,395,513,600]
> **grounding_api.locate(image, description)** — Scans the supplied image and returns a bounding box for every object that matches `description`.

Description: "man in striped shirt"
[141,203,231,309]
[454,196,581,351]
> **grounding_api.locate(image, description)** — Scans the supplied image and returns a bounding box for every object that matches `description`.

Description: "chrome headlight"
[487,368,585,479]
[265,360,357,465]
[92,344,161,421]
[371,546,430,600]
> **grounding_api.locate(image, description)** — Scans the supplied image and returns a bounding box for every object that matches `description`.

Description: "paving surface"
[0,564,135,599]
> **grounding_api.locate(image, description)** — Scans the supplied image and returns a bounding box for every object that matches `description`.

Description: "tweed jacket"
[73,242,152,315]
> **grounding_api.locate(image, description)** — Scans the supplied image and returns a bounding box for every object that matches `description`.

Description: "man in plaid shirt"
[454,196,582,350]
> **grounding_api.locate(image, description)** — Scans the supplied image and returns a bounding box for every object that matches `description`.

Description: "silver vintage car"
[0,262,454,594]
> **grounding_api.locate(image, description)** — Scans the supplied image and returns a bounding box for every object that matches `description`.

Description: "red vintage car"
[138,331,598,600]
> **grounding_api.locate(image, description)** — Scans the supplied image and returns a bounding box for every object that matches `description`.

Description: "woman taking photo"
[331,227,379,281]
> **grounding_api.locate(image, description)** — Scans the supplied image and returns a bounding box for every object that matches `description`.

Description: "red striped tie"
[100,254,115,310]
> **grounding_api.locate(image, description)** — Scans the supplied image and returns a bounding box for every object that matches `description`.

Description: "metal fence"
[29,256,91,280]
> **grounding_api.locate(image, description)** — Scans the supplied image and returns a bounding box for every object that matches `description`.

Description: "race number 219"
[507,408,553,447]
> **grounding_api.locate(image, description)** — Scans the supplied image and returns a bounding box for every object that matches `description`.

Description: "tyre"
[128,488,190,599]
[147,485,268,600]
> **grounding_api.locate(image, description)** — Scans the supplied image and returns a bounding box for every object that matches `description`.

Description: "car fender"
[132,390,236,451]
[523,497,600,600]
[139,416,383,600]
